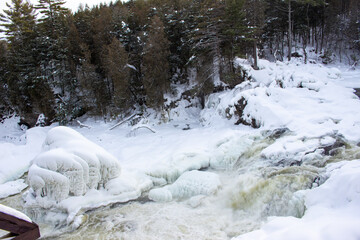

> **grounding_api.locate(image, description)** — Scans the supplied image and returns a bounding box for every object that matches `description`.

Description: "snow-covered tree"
[0,0,56,126]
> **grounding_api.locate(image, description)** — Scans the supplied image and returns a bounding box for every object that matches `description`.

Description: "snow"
[41,126,121,187]
[202,59,360,143]
[28,126,121,202]
[0,179,27,199]
[0,59,360,238]
[0,120,49,184]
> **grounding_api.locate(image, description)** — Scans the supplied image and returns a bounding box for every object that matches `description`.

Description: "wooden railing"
[0,212,40,240]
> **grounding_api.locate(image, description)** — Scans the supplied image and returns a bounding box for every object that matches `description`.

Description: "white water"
[2,126,359,239]
[1,133,332,239]
[39,169,318,239]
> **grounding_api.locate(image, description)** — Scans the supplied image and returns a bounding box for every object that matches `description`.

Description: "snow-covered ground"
[1,59,360,239]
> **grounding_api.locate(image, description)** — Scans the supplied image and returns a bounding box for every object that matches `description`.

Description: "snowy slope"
[202,59,360,141]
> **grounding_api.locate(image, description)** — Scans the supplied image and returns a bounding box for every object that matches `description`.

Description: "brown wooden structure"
[0,211,40,240]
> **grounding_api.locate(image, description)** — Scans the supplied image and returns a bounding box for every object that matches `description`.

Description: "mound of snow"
[233,160,360,240]
[149,170,221,202]
[27,126,121,203]
[201,59,360,142]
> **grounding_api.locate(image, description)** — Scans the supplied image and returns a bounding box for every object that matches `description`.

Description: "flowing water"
[2,134,359,240]
[38,168,316,239]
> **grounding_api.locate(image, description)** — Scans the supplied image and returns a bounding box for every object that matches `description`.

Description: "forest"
[0,0,359,127]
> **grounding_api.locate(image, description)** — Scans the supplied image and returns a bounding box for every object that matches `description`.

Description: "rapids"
[3,131,354,240]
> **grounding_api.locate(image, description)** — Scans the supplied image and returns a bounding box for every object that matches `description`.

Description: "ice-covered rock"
[149,170,221,202]
[27,126,121,203]
[147,152,210,183]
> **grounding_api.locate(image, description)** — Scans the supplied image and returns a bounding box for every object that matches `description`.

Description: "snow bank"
[201,59,360,143]
[233,160,360,240]
[149,170,221,202]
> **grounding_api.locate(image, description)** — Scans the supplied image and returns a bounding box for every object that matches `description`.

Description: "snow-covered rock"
[149,170,221,202]
[201,59,360,143]
[27,126,121,203]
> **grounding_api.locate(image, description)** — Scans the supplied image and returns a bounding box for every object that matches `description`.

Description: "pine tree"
[142,15,171,109]
[189,0,225,105]
[77,43,106,115]
[244,0,266,69]
[35,0,71,89]
[124,0,150,107]
[101,38,132,115]
[222,0,249,69]
[0,0,56,126]
[163,3,192,83]
[35,0,78,124]
[0,41,12,119]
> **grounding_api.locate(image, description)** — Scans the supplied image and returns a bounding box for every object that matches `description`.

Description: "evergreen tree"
[189,0,225,105]
[101,37,132,115]
[244,0,266,69]
[0,0,56,126]
[0,41,12,119]
[163,3,192,84]
[142,15,171,109]
[77,43,107,116]
[222,0,249,70]
[35,0,79,124]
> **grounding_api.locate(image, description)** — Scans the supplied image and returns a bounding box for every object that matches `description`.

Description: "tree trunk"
[288,0,292,61]
[253,40,259,70]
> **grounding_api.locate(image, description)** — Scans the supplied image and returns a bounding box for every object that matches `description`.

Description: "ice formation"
[27,126,121,203]
[149,170,221,202]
